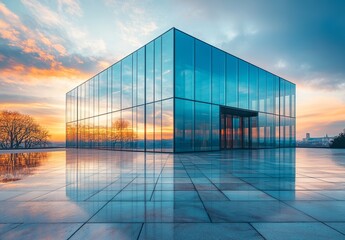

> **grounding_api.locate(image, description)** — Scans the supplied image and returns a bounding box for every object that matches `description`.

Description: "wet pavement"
[0,148,345,239]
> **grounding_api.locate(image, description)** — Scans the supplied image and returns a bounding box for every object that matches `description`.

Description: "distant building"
[297,133,334,147]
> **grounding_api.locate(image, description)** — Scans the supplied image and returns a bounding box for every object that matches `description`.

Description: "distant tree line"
[0,111,50,149]
[330,129,345,148]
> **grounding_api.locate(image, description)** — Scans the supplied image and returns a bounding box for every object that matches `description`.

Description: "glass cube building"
[66,28,296,153]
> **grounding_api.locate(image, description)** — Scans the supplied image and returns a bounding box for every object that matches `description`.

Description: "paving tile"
[252,223,345,240]
[286,201,345,221]
[198,190,229,201]
[151,190,200,201]
[139,223,264,240]
[265,190,333,200]
[0,224,20,236]
[204,201,313,222]
[1,223,82,240]
[325,222,345,235]
[0,201,105,223]
[223,190,275,201]
[70,223,142,240]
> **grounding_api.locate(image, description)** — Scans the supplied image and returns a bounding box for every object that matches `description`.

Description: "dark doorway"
[220,107,258,149]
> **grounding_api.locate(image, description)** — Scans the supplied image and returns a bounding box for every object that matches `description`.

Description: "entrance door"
[220,107,258,150]
[221,114,234,149]
[221,114,243,149]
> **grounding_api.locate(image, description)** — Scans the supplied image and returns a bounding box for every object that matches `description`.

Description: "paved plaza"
[0,148,345,239]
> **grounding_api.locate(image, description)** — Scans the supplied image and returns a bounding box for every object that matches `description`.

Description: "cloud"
[106,0,158,47]
[0,94,50,104]
[168,0,345,91]
[57,0,83,17]
[0,1,109,86]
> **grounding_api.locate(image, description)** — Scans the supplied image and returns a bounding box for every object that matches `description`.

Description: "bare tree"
[0,111,50,149]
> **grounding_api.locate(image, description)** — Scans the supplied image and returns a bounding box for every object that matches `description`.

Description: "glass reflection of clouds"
[66,28,296,153]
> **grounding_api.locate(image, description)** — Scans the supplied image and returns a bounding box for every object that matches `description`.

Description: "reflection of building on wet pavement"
[65,148,296,203]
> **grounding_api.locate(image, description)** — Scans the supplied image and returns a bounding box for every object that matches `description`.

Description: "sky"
[0,0,344,142]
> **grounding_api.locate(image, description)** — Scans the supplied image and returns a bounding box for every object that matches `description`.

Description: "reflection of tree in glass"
[0,152,48,182]
[110,118,138,147]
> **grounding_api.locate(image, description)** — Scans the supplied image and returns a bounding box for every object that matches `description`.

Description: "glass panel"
[232,116,242,148]
[280,78,285,116]
[66,93,71,123]
[226,55,238,107]
[238,60,248,109]
[251,116,258,148]
[86,81,91,118]
[291,117,296,146]
[259,69,266,112]
[99,70,107,114]
[259,113,266,147]
[106,113,111,149]
[280,116,285,146]
[284,117,289,146]
[212,48,225,105]
[78,85,82,120]
[195,40,211,102]
[292,84,296,118]
[175,30,194,100]
[111,111,121,150]
[137,105,145,150]
[275,115,280,147]
[132,107,137,150]
[122,55,133,109]
[89,117,94,148]
[122,108,133,150]
[146,42,154,103]
[154,101,162,152]
[162,29,174,100]
[195,102,211,151]
[175,99,194,152]
[266,73,274,114]
[243,117,249,148]
[137,47,145,105]
[99,115,107,149]
[266,114,274,147]
[107,69,112,113]
[285,81,291,117]
[111,64,121,111]
[155,37,162,101]
[162,99,173,152]
[146,103,154,151]
[211,105,220,150]
[249,65,258,111]
[132,52,137,107]
[94,76,99,116]
[93,116,99,148]
[274,76,280,115]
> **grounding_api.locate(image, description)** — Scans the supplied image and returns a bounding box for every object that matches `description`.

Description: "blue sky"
[0,0,344,140]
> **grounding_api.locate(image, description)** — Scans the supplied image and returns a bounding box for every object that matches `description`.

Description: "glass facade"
[66,28,296,153]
